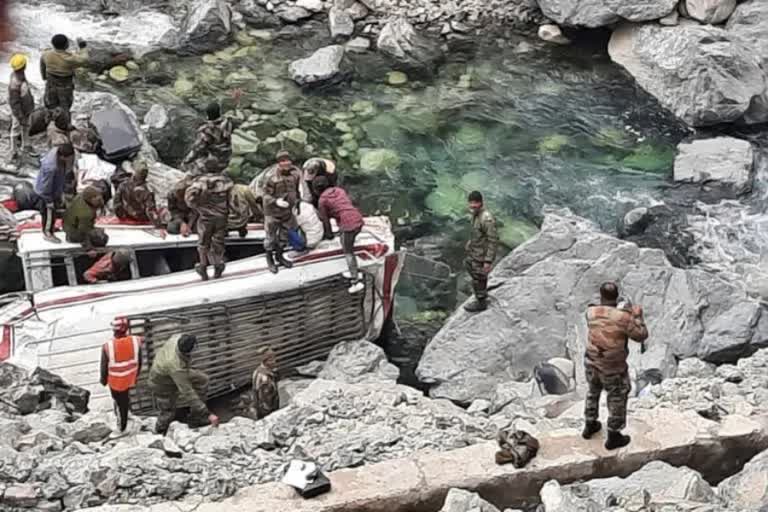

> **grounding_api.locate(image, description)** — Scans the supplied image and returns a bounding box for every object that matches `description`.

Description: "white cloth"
[295,202,323,249]
[76,153,116,193]
[282,460,318,490]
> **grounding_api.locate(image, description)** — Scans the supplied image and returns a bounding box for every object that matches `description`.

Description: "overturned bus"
[0,215,402,412]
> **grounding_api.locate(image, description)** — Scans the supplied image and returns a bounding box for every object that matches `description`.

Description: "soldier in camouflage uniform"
[182,102,233,174]
[113,161,166,237]
[262,150,301,274]
[185,158,233,281]
[167,174,197,237]
[583,282,648,450]
[250,348,279,420]
[148,334,219,435]
[464,191,498,313]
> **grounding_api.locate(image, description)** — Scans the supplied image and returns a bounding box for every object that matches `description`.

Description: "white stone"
[346,37,371,52]
[673,137,754,192]
[659,10,679,25]
[537,24,570,45]
[684,0,737,24]
[296,0,324,12]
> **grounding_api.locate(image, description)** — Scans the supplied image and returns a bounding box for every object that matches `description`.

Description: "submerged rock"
[360,148,401,173]
[673,137,754,194]
[376,17,444,76]
[289,45,347,87]
[609,22,768,127]
[416,208,768,404]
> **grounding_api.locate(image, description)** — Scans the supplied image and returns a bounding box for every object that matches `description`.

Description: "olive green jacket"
[148,338,208,415]
[466,208,498,263]
[40,48,89,79]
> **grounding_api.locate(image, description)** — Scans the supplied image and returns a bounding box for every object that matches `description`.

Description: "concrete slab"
[85,409,768,512]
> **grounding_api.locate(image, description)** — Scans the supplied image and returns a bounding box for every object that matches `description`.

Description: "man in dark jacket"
[84,249,131,284]
[63,185,108,251]
[314,176,365,294]
[33,143,75,243]
[582,282,649,450]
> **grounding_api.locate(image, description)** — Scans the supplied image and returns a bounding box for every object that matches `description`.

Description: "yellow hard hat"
[10,54,27,72]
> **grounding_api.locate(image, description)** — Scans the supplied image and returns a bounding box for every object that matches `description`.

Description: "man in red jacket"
[83,249,131,284]
[313,176,364,294]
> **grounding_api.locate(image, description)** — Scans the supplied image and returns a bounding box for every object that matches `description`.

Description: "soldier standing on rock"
[582,282,649,450]
[262,150,301,274]
[8,53,37,159]
[251,348,279,420]
[181,102,233,174]
[464,190,498,313]
[40,34,89,119]
[185,158,233,280]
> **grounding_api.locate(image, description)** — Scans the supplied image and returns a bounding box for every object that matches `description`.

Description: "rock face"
[718,449,768,509]
[604,0,678,22]
[536,0,619,27]
[376,17,444,75]
[727,1,768,68]
[439,488,500,512]
[416,209,768,404]
[177,0,233,55]
[673,137,754,193]
[609,22,768,126]
[317,339,400,384]
[289,45,347,87]
[684,0,737,24]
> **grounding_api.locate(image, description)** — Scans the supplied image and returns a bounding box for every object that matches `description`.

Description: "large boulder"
[536,0,619,27]
[673,137,754,194]
[177,0,233,55]
[317,339,400,384]
[0,363,90,415]
[718,449,768,509]
[609,22,768,126]
[289,45,347,88]
[416,209,768,403]
[604,0,678,22]
[727,0,768,70]
[683,0,737,25]
[143,104,203,167]
[376,17,444,76]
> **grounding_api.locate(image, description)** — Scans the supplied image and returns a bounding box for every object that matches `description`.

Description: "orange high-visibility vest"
[104,335,141,392]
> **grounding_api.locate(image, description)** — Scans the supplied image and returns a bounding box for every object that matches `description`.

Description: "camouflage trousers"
[197,216,227,266]
[464,258,488,301]
[44,75,75,114]
[264,215,298,252]
[150,370,209,435]
[584,364,631,432]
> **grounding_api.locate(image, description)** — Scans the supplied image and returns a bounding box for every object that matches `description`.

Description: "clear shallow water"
[9,5,691,303]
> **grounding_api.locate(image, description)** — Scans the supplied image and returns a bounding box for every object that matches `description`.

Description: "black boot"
[605,430,631,450]
[213,264,225,279]
[195,263,209,281]
[582,420,602,440]
[266,251,279,274]
[238,227,248,238]
[276,247,293,269]
[464,298,487,313]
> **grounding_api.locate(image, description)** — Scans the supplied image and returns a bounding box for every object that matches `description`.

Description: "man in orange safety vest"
[100,317,143,434]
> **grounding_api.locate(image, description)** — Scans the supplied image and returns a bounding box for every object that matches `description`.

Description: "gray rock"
[684,0,737,24]
[416,209,767,403]
[536,0,619,27]
[317,339,400,384]
[3,483,39,508]
[676,358,716,379]
[727,1,768,71]
[660,9,679,24]
[537,24,570,45]
[609,22,768,127]
[143,103,202,167]
[715,364,744,383]
[605,0,678,21]
[0,418,30,448]
[346,36,371,52]
[329,7,355,38]
[59,413,112,444]
[296,0,324,12]
[346,1,369,19]
[467,399,492,415]
[289,45,346,87]
[718,449,768,509]
[439,488,500,512]
[177,0,233,55]
[277,5,313,22]
[376,17,444,75]
[673,137,754,194]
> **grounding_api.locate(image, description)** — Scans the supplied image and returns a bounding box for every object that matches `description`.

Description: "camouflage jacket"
[585,305,649,375]
[262,165,301,220]
[148,337,208,416]
[184,173,233,221]
[228,184,261,228]
[8,73,34,121]
[183,119,233,172]
[114,178,162,227]
[251,364,279,419]
[466,208,498,263]
[167,175,195,223]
